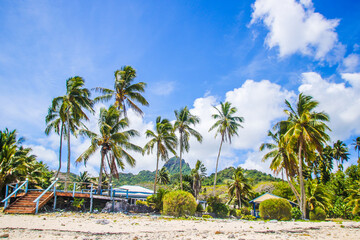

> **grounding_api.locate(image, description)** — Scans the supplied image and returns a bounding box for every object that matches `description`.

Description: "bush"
[196,203,204,212]
[136,200,147,206]
[229,208,237,217]
[291,207,302,220]
[241,214,256,220]
[206,196,229,218]
[202,214,213,219]
[310,207,326,221]
[147,188,168,212]
[163,190,197,217]
[259,198,292,221]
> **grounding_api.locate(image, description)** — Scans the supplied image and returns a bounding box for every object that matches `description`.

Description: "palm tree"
[143,117,177,193]
[333,140,350,171]
[93,66,149,116]
[191,160,207,200]
[76,106,141,192]
[227,167,252,209]
[51,76,93,188]
[318,146,334,184]
[174,106,202,190]
[281,93,330,219]
[209,102,244,194]
[306,179,331,212]
[345,181,360,215]
[157,167,170,185]
[352,137,360,163]
[260,130,300,204]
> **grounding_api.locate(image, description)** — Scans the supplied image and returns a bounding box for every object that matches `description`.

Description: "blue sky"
[1,0,360,176]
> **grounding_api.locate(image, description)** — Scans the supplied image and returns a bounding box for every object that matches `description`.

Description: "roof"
[118,185,153,194]
[249,192,297,206]
[112,185,153,199]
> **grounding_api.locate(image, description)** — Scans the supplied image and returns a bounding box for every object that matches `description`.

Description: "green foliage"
[202,214,213,219]
[328,198,354,219]
[196,203,204,212]
[241,215,256,220]
[273,181,295,200]
[206,196,229,218]
[259,198,292,221]
[164,157,192,175]
[136,200,148,206]
[291,207,302,220]
[229,208,237,216]
[72,198,85,209]
[147,188,168,212]
[163,190,197,217]
[309,207,326,221]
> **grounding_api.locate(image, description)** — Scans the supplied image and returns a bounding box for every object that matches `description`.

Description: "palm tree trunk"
[65,115,71,190]
[98,149,105,193]
[298,139,306,219]
[54,123,64,179]
[179,133,183,190]
[237,191,241,209]
[286,173,301,206]
[213,137,224,195]
[154,146,160,194]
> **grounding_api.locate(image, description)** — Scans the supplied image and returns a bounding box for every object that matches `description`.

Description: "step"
[5,209,35,214]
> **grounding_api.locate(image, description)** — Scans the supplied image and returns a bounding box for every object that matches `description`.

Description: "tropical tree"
[227,167,252,208]
[157,167,170,185]
[209,101,244,194]
[260,130,300,204]
[333,140,350,171]
[306,179,331,212]
[50,76,93,188]
[143,117,177,193]
[76,105,141,192]
[345,181,360,215]
[318,145,334,184]
[191,160,207,200]
[174,106,202,190]
[93,66,149,116]
[281,93,330,219]
[352,137,360,163]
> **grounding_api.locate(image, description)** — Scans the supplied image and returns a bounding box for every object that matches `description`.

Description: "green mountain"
[163,157,191,175]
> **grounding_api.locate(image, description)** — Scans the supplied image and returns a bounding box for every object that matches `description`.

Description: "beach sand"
[0,212,359,239]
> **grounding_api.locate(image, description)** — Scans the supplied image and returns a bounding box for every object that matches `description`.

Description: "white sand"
[0,212,359,239]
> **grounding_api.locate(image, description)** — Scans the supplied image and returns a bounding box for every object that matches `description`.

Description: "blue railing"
[33,179,58,214]
[1,180,29,209]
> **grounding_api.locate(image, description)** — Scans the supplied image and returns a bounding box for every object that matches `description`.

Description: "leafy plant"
[259,198,292,220]
[72,198,85,209]
[309,206,326,221]
[291,207,302,220]
[147,188,168,212]
[206,196,229,218]
[163,190,197,217]
[241,215,256,220]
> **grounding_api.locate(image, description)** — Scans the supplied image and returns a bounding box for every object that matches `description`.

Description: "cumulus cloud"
[150,81,175,96]
[299,72,360,140]
[251,0,341,60]
[342,54,360,72]
[26,144,58,168]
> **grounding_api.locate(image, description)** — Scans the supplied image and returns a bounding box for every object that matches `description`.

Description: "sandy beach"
[0,212,359,240]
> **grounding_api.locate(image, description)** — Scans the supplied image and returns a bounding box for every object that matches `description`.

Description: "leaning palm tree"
[76,105,141,192]
[143,117,177,193]
[333,140,350,171]
[209,102,244,194]
[227,167,252,209]
[93,66,149,116]
[352,137,360,162]
[157,167,170,185]
[50,76,94,188]
[191,160,206,200]
[174,106,202,190]
[281,93,330,219]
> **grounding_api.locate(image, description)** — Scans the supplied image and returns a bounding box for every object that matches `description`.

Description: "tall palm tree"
[227,167,252,209]
[306,179,331,213]
[191,160,207,200]
[143,117,177,193]
[174,106,202,190]
[333,140,350,171]
[76,106,141,192]
[352,137,360,163]
[260,130,300,204]
[157,167,170,185]
[209,102,244,194]
[93,66,149,116]
[281,93,330,219]
[50,76,93,188]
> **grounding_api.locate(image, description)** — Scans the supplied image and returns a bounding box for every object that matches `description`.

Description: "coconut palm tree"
[76,106,141,192]
[93,66,149,116]
[50,76,93,188]
[281,93,330,219]
[227,167,252,209]
[191,160,206,200]
[143,117,177,193]
[345,181,360,215]
[306,179,331,212]
[209,102,244,194]
[174,106,202,190]
[157,167,170,185]
[260,129,300,204]
[333,140,350,171]
[352,137,360,163]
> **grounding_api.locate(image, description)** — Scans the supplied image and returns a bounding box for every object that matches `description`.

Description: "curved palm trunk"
[298,139,306,219]
[65,115,71,190]
[98,149,105,193]
[153,145,160,194]
[237,190,241,209]
[213,136,224,195]
[54,123,64,179]
[179,133,183,190]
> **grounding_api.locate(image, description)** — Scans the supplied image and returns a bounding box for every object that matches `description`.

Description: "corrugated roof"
[249,192,281,203]
[117,185,153,194]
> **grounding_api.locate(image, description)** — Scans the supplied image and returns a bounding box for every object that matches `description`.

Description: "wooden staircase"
[4,190,54,214]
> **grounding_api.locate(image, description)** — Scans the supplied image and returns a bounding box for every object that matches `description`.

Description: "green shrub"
[147,188,168,212]
[259,198,292,221]
[310,207,326,221]
[196,203,204,212]
[241,214,256,220]
[229,208,237,217]
[72,198,85,209]
[236,209,242,217]
[291,207,302,220]
[136,200,147,206]
[202,214,213,219]
[206,196,229,218]
[163,190,197,217]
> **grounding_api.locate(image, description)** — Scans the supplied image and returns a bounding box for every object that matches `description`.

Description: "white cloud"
[150,81,175,96]
[251,0,341,60]
[342,54,360,72]
[26,144,58,168]
[299,72,360,140]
